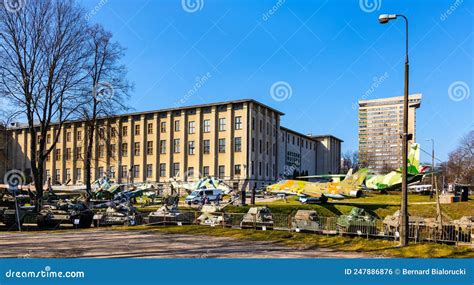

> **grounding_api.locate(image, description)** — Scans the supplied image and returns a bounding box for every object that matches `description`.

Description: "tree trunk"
[85,120,95,199]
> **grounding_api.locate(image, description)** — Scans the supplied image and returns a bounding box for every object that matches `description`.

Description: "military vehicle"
[292,210,320,232]
[240,206,274,230]
[147,195,194,225]
[336,207,377,235]
[36,198,94,229]
[451,216,474,243]
[93,189,145,227]
[0,190,34,229]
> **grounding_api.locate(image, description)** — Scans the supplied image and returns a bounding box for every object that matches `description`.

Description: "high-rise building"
[358,94,422,173]
[3,99,342,191]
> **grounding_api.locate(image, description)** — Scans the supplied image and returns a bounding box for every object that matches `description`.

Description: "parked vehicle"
[185,189,223,205]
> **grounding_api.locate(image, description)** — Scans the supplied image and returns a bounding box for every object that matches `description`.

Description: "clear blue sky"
[82,0,473,162]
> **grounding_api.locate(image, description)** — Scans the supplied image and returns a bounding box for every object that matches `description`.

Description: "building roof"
[359,93,422,108]
[8,99,284,130]
[309,134,344,142]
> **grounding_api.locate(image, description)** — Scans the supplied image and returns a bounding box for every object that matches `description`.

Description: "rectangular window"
[160,122,166,133]
[159,163,166,177]
[121,143,128,157]
[122,126,128,136]
[134,142,140,156]
[146,164,153,178]
[172,163,180,177]
[47,134,51,144]
[187,167,194,179]
[46,170,51,180]
[159,140,166,154]
[259,140,262,153]
[76,131,82,141]
[109,166,115,178]
[76,168,81,181]
[203,120,210,132]
[218,138,225,153]
[133,165,140,178]
[134,125,140,135]
[234,164,241,176]
[55,149,61,161]
[174,120,180,132]
[188,121,195,134]
[218,118,226,131]
[203,166,209,176]
[234,116,242,130]
[234,137,241,152]
[203,140,210,154]
[66,168,71,181]
[110,144,116,157]
[173,139,180,153]
[55,169,60,183]
[98,167,104,178]
[188,141,195,155]
[121,165,128,179]
[218,165,225,178]
[111,127,116,137]
[65,148,71,160]
[147,123,153,134]
[75,147,82,159]
[99,145,105,158]
[147,141,153,155]
[66,132,71,142]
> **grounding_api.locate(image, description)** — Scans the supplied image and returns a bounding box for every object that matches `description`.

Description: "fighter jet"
[364,143,431,191]
[266,168,369,201]
[170,176,232,194]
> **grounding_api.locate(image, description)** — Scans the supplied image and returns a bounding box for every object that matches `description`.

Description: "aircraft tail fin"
[342,168,369,187]
[344,169,353,180]
[407,143,420,175]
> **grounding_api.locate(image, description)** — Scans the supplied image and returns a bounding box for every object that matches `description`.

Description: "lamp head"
[379,14,397,24]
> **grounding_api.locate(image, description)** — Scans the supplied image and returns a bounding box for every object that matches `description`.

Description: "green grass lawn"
[118,225,474,258]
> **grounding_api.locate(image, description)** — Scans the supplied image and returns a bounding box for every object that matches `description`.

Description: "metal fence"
[144,211,473,246]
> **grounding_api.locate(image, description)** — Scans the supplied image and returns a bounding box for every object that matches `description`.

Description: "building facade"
[311,135,343,174]
[358,94,422,173]
[0,125,7,183]
[4,99,342,190]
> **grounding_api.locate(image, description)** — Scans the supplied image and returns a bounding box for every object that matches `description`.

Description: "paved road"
[0,229,371,258]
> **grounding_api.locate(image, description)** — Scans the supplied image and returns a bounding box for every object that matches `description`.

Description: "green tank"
[240,206,274,230]
[36,198,94,229]
[336,207,377,235]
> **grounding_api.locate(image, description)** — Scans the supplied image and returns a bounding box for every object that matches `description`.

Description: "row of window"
[46,164,244,182]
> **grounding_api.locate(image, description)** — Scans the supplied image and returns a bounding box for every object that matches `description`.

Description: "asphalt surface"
[0,228,370,258]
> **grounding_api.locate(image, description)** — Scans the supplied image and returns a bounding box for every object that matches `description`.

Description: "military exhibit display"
[240,207,274,230]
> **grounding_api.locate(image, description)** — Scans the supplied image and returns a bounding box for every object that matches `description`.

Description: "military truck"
[292,210,320,232]
[336,207,377,235]
[240,206,274,230]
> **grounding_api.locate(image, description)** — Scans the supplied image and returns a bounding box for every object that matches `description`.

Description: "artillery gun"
[336,207,377,235]
[147,195,194,225]
[292,210,320,232]
[196,196,240,226]
[240,206,274,230]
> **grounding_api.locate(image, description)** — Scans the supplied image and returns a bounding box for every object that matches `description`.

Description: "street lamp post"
[379,14,410,246]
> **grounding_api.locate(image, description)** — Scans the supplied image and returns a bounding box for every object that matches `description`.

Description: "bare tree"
[445,130,474,185]
[341,150,359,173]
[0,0,88,210]
[80,24,131,196]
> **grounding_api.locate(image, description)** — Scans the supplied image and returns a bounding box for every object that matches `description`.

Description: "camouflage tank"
[449,216,473,243]
[196,205,230,227]
[1,192,34,229]
[292,210,320,232]
[240,206,274,230]
[382,210,438,239]
[147,195,194,225]
[36,198,94,229]
[337,207,377,235]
